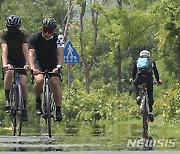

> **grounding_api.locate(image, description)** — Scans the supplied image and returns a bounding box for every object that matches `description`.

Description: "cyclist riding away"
[28,18,64,122]
[132,50,162,122]
[0,15,29,122]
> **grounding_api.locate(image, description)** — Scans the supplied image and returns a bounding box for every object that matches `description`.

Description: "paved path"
[0,135,179,154]
[0,151,180,154]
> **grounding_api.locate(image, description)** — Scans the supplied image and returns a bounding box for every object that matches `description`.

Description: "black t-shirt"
[0,28,28,60]
[28,32,64,70]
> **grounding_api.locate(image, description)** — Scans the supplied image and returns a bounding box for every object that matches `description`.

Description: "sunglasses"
[42,27,54,34]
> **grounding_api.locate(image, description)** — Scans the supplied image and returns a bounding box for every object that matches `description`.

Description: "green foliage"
[0,0,179,126]
[63,81,139,124]
[154,84,180,123]
[62,80,180,125]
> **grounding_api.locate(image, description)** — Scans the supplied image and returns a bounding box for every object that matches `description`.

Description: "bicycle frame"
[2,68,25,136]
[43,71,55,138]
[41,71,56,119]
[139,83,150,139]
[31,70,61,138]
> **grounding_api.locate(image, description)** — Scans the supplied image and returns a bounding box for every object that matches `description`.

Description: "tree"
[99,0,156,92]
[150,0,180,83]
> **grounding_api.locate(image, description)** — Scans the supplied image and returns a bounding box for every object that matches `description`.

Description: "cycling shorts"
[8,57,27,76]
[35,61,61,78]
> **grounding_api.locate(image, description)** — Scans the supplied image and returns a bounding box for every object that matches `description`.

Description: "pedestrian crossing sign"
[64,40,80,64]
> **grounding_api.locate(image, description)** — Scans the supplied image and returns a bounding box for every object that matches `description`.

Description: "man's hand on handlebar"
[3,64,13,70]
[24,63,30,70]
[53,68,60,74]
[53,65,62,74]
[32,68,40,75]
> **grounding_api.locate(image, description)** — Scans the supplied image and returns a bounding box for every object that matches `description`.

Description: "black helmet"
[5,15,21,29]
[42,18,57,29]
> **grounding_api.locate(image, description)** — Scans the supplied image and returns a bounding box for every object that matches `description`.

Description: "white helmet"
[140,50,150,58]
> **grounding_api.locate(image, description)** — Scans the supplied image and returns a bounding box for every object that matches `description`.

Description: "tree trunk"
[116,45,122,92]
[177,37,180,84]
[84,64,90,94]
[79,1,90,93]
[117,0,122,6]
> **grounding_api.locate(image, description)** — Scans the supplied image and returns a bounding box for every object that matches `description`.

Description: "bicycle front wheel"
[46,84,52,138]
[16,85,23,136]
[10,88,16,136]
[11,110,17,136]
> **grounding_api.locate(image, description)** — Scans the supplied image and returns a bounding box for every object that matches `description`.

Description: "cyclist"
[132,50,162,122]
[0,15,29,122]
[28,18,64,122]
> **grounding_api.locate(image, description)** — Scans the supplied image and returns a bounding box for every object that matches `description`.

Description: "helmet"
[140,50,150,58]
[42,18,57,29]
[5,15,21,29]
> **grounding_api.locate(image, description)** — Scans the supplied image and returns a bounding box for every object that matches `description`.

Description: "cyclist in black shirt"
[0,15,29,122]
[28,18,64,122]
[132,50,162,122]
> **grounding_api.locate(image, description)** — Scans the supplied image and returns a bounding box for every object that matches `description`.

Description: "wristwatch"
[56,65,62,69]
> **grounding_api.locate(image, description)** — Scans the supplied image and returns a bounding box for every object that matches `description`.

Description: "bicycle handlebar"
[7,68,25,70]
[1,67,25,80]
[30,69,63,84]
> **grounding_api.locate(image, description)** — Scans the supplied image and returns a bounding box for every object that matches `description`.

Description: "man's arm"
[1,43,9,67]
[22,43,29,64]
[152,61,160,82]
[56,34,65,67]
[28,48,36,70]
[57,47,64,67]
[132,62,137,80]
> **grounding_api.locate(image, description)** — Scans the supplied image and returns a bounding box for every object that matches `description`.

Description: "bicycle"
[2,67,25,136]
[31,69,62,138]
[139,83,150,139]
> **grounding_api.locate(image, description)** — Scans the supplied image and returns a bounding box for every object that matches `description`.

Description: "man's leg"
[147,80,154,122]
[50,76,62,122]
[4,70,13,110]
[34,74,44,115]
[134,75,141,105]
[20,75,28,121]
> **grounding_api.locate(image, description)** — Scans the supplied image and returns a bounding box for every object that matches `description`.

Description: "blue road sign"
[64,40,80,64]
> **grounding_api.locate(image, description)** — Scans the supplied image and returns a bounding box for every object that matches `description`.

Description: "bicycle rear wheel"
[142,96,148,138]
[46,84,52,138]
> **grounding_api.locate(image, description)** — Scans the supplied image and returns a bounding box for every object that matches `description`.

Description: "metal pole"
[67,64,71,88]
